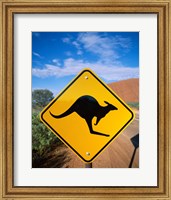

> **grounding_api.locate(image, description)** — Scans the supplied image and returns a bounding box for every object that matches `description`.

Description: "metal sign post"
[85,163,92,168]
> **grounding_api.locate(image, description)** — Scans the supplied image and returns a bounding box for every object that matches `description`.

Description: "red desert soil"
[108,78,139,102]
[66,110,139,168]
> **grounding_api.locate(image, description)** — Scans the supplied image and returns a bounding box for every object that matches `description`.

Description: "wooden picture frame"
[0,0,170,199]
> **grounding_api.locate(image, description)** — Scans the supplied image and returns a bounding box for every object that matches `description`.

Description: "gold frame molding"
[0,0,171,199]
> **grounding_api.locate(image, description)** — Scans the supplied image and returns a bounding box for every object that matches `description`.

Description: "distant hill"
[108,78,139,103]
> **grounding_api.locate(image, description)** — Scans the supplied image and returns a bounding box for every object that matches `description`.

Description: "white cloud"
[72,41,81,49]
[62,32,131,65]
[33,33,138,82]
[77,50,83,55]
[76,32,130,62]
[32,58,138,81]
[72,41,80,49]
[52,59,61,66]
[33,52,43,58]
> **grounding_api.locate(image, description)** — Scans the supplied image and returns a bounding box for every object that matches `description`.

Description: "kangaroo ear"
[104,101,110,105]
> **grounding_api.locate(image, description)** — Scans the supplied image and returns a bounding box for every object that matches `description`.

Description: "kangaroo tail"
[49,105,74,119]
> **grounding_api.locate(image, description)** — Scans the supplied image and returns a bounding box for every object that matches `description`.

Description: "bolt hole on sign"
[32,32,139,168]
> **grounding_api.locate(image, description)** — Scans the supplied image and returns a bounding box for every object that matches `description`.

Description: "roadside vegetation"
[127,102,139,110]
[32,89,63,167]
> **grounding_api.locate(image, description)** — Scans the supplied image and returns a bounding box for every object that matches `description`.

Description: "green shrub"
[32,112,62,163]
[127,102,139,109]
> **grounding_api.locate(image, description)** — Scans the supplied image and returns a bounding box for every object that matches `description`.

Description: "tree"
[32,89,54,108]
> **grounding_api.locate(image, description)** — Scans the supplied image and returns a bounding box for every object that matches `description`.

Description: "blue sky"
[32,32,139,95]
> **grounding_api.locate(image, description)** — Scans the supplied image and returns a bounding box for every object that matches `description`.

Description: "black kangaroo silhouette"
[50,95,118,137]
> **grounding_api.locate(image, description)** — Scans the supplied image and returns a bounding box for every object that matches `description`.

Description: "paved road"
[66,111,139,168]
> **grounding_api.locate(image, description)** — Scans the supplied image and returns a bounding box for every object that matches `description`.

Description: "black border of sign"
[40,69,134,163]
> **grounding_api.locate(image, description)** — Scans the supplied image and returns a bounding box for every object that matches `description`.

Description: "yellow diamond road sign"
[40,69,135,163]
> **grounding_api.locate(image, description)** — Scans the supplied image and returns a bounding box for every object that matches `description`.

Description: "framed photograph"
[0,0,170,199]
